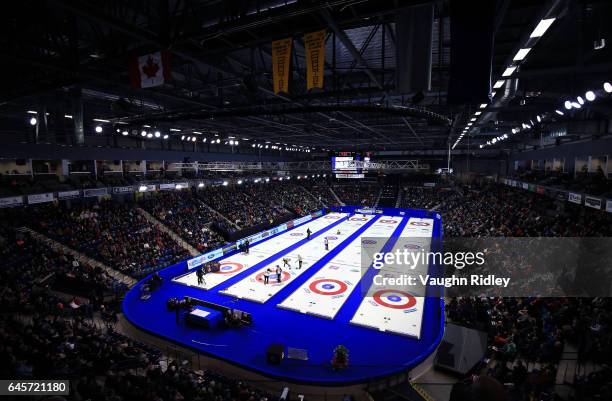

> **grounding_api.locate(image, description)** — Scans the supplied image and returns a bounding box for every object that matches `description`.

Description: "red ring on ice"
[309,279,348,295]
[215,262,245,274]
[409,221,431,226]
[373,290,417,309]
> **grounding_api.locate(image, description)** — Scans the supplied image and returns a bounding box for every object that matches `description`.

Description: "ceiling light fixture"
[513,48,532,61]
[530,18,556,38]
[502,66,517,77]
[585,91,596,101]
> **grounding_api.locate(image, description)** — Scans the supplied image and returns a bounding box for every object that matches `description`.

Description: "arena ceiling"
[0,0,610,152]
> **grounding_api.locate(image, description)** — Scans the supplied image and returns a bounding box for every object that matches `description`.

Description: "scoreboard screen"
[332,156,357,172]
[332,152,371,178]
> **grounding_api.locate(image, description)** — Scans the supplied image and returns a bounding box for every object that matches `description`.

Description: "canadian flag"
[130,51,171,88]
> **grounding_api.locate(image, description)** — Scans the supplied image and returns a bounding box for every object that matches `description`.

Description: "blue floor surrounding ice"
[123,206,444,385]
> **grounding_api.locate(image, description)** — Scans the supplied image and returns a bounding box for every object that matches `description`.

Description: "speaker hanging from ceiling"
[395,4,434,94]
[447,0,496,105]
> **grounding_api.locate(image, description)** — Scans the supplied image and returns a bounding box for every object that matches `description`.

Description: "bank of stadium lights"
[480,82,610,149]
[480,133,509,149]
[468,18,557,151]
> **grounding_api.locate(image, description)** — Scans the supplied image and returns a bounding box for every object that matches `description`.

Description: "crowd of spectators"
[447,296,612,400]
[19,202,191,279]
[332,184,380,206]
[0,218,276,400]
[439,184,612,237]
[400,187,455,210]
[246,181,320,215]
[0,227,126,314]
[299,181,340,207]
[198,184,288,230]
[140,191,227,252]
[0,311,276,401]
[439,183,612,400]
[2,178,612,400]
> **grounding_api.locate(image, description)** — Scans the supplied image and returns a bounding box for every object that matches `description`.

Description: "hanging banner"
[272,38,292,94]
[83,188,108,197]
[27,193,55,204]
[58,190,81,199]
[0,196,24,208]
[130,51,171,89]
[112,186,135,194]
[304,29,326,90]
[584,196,602,210]
[568,192,582,204]
[137,184,157,193]
[187,248,224,270]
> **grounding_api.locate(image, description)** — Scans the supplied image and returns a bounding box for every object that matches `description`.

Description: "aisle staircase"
[395,188,403,208]
[329,186,344,205]
[373,187,384,207]
[196,198,242,230]
[17,227,136,287]
[300,185,327,208]
[136,208,199,256]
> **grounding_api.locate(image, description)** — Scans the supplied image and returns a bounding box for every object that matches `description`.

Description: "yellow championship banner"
[304,29,326,90]
[271,38,292,94]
